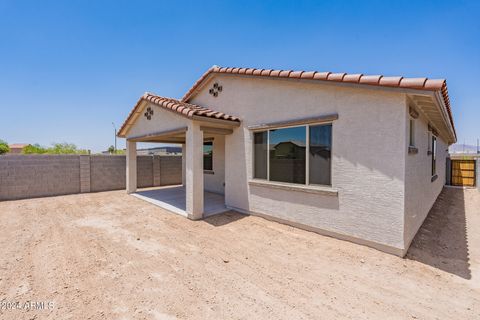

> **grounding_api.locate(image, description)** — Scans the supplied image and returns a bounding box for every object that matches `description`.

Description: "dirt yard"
[0,187,479,319]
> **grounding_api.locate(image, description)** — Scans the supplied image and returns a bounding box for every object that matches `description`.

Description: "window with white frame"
[431,135,437,176]
[253,123,332,186]
[409,118,415,147]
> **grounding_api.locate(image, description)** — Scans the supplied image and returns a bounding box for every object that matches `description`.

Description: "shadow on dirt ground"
[203,210,247,227]
[407,187,470,279]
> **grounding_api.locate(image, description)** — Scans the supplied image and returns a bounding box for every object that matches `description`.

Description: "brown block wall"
[90,155,126,192]
[160,156,183,185]
[137,156,154,188]
[0,155,81,200]
[0,155,182,201]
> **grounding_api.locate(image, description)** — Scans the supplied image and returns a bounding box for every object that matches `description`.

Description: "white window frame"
[431,134,437,177]
[252,121,333,187]
[409,117,416,147]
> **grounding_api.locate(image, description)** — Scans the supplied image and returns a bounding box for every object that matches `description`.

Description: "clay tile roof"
[377,76,402,87]
[279,70,293,77]
[270,70,282,77]
[289,71,304,78]
[118,93,240,137]
[399,77,427,89]
[424,79,445,90]
[358,75,382,85]
[327,73,346,81]
[343,74,363,83]
[300,71,316,79]
[313,72,331,80]
[179,65,456,140]
[260,69,272,76]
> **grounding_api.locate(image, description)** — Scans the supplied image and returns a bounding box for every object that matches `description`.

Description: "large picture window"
[253,123,332,186]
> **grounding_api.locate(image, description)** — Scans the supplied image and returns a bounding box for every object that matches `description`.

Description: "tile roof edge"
[180,66,455,140]
[118,92,240,138]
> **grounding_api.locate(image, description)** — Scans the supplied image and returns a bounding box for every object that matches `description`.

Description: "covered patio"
[118,94,240,220]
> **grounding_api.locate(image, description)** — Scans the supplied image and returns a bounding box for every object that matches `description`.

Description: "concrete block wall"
[160,156,183,185]
[90,155,126,192]
[80,155,91,193]
[0,155,182,201]
[0,155,81,200]
[137,156,154,188]
[153,155,161,186]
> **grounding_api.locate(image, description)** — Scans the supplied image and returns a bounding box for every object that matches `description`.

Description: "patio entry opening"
[126,124,231,219]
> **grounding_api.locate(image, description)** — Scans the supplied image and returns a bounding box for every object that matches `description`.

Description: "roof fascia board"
[432,91,457,144]
[192,115,241,127]
[118,99,148,137]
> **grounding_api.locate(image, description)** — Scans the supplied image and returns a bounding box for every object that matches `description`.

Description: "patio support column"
[126,140,137,194]
[181,143,186,186]
[185,123,204,220]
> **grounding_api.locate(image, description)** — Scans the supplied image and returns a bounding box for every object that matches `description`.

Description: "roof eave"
[433,91,457,144]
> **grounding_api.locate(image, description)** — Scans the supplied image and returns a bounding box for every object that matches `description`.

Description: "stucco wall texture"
[403,105,447,250]
[204,134,226,195]
[191,75,448,255]
[0,155,182,201]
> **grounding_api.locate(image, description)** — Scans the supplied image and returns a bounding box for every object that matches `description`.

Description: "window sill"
[248,179,338,196]
[408,146,418,154]
[204,170,214,175]
[431,174,438,182]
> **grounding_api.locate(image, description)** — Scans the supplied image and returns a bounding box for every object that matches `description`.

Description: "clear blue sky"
[1,0,479,152]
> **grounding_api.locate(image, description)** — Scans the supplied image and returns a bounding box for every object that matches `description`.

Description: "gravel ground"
[0,187,478,320]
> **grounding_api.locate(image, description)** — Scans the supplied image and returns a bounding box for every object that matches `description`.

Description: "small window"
[203,141,213,171]
[254,132,268,179]
[431,135,436,176]
[409,118,415,147]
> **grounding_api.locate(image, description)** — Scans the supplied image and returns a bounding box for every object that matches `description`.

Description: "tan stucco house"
[118,66,456,256]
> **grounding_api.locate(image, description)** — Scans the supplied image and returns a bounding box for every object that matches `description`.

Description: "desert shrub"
[22,144,47,154]
[0,139,9,155]
[23,143,89,154]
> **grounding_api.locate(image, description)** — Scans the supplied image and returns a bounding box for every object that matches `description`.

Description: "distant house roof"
[9,143,28,149]
[118,93,240,137]
[181,65,455,138]
[274,140,306,148]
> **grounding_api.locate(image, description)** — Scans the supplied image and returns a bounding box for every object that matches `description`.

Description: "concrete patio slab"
[132,185,228,217]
